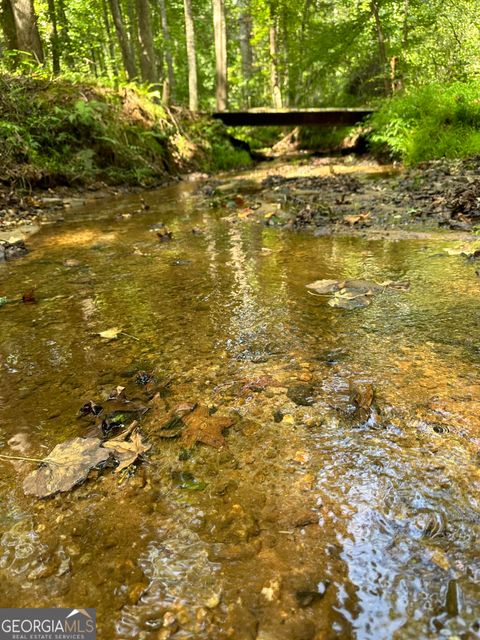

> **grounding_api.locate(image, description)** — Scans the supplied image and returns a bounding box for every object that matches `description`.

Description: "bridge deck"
[212,108,374,127]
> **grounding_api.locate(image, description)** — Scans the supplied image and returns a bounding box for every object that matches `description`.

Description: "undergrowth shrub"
[0,75,249,186]
[369,82,480,163]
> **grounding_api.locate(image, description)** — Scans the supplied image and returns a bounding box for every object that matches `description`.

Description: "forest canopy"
[1,0,479,111]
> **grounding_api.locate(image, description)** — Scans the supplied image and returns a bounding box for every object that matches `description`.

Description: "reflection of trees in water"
[225,223,292,361]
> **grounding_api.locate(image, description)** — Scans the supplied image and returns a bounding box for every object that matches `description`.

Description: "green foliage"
[185,119,252,172]
[369,82,480,163]
[297,127,352,151]
[209,141,252,172]
[0,76,248,186]
[227,126,284,151]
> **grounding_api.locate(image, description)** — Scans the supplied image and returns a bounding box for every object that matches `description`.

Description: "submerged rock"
[287,383,315,406]
[0,239,29,261]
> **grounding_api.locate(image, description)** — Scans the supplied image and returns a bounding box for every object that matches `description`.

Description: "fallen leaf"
[103,429,151,472]
[343,212,371,226]
[22,290,36,304]
[23,437,110,498]
[180,405,234,448]
[98,327,122,340]
[108,385,126,400]
[156,225,173,241]
[78,400,103,417]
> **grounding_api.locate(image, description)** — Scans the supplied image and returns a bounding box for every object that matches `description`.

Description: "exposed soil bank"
[0,75,252,234]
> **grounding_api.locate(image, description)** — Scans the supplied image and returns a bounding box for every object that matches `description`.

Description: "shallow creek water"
[1,178,480,640]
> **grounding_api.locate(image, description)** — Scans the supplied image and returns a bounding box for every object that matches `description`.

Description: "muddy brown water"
[1,178,480,640]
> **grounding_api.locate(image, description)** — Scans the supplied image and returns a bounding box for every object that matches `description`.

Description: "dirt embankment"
[0,75,253,236]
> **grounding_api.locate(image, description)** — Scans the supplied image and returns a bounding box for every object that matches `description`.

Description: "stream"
[1,168,480,640]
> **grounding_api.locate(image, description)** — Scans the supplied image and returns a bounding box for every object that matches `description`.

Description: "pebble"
[298,372,313,382]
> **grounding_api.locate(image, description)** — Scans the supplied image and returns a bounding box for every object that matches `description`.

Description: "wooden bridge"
[212,108,374,127]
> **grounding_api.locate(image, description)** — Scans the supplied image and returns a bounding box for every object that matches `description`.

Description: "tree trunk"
[1,0,19,51]
[102,0,119,79]
[56,0,73,67]
[281,4,290,107]
[89,46,98,77]
[158,0,175,102]
[108,0,136,80]
[47,0,60,74]
[268,5,282,109]
[212,0,227,111]
[238,0,252,106]
[370,0,390,95]
[9,0,44,63]
[136,0,157,84]
[183,0,198,111]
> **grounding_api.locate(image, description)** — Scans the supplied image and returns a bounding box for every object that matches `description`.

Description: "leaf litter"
[12,372,235,498]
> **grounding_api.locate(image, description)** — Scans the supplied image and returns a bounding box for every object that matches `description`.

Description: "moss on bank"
[0,75,252,188]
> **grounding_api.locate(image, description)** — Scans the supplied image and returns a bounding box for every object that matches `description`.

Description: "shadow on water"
[0,180,479,639]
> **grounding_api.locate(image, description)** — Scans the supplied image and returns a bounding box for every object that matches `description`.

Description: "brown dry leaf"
[22,290,36,304]
[103,429,151,472]
[108,385,126,400]
[343,212,371,226]
[23,437,110,498]
[238,209,255,220]
[181,405,234,448]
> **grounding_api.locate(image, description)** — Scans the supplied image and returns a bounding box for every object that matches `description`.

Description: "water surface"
[1,182,480,640]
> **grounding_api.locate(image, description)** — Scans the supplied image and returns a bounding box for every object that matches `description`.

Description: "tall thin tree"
[1,0,19,52]
[268,2,282,108]
[370,0,390,95]
[136,0,157,83]
[47,0,60,74]
[212,0,227,111]
[158,0,175,102]
[108,0,136,80]
[238,0,253,105]
[183,0,198,111]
